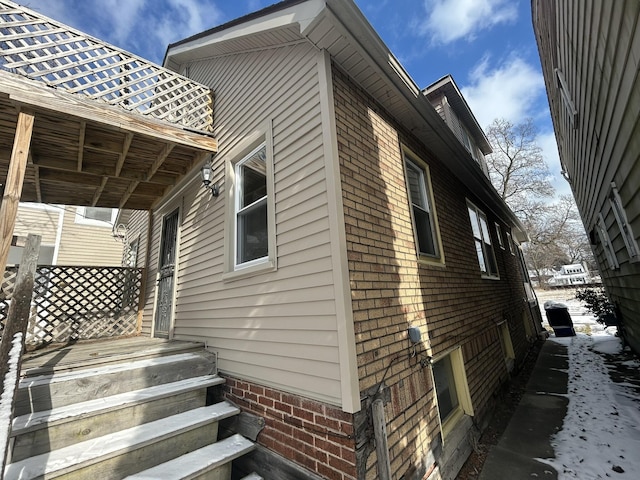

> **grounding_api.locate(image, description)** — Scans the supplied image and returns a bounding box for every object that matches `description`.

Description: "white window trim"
[609,183,639,261]
[403,148,444,265]
[223,124,276,281]
[495,223,504,249]
[74,206,116,227]
[506,231,515,255]
[596,213,619,270]
[467,201,499,278]
[431,347,474,438]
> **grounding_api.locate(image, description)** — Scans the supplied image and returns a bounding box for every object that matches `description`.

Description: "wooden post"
[0,233,41,473]
[372,399,392,480]
[0,110,35,281]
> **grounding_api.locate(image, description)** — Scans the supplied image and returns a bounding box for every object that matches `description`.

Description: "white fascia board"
[166,0,326,64]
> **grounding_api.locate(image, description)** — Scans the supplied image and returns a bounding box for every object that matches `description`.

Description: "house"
[547,264,590,287]
[116,1,542,478]
[532,1,640,354]
[9,203,123,266]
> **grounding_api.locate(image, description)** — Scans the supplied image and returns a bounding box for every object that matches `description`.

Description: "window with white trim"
[404,153,441,259]
[75,207,116,227]
[234,143,268,268]
[432,348,474,437]
[596,213,619,270]
[467,202,498,277]
[495,223,504,249]
[506,231,515,255]
[609,184,639,261]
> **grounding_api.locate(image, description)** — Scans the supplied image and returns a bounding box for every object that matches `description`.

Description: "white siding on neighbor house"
[56,208,123,266]
[14,204,59,245]
[142,43,346,406]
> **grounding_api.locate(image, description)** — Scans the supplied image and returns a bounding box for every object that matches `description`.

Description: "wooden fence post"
[0,233,41,473]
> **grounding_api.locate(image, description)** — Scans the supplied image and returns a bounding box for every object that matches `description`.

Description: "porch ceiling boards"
[0,71,216,211]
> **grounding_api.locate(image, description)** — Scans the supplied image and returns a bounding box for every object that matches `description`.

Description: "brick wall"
[222,375,357,479]
[332,65,534,478]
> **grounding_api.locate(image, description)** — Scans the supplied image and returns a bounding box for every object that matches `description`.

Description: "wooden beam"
[115,132,134,177]
[77,121,86,172]
[0,233,40,475]
[119,143,175,209]
[0,70,217,152]
[91,177,109,207]
[0,110,35,280]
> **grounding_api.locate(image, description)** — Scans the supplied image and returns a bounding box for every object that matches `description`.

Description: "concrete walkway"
[479,340,569,480]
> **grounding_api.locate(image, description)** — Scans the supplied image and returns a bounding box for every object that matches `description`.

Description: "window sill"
[481,274,500,280]
[417,254,446,268]
[222,259,276,282]
[440,407,465,439]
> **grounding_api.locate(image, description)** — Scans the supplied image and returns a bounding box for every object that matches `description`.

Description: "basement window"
[432,347,474,437]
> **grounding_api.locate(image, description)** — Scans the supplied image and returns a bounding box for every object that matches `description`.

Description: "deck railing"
[0,265,143,346]
[0,0,213,132]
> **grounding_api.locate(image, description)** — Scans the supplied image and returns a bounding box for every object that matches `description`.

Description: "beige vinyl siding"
[147,43,345,406]
[56,208,123,266]
[14,205,59,244]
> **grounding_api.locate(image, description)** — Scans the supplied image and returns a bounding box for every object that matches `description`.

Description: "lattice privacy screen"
[0,266,142,346]
[0,0,213,132]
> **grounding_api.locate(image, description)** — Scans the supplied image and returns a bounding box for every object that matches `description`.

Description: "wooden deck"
[21,336,205,377]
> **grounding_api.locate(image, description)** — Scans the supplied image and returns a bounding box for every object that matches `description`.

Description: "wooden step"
[10,375,224,462]
[15,351,216,415]
[4,402,240,480]
[124,433,255,480]
[20,338,207,378]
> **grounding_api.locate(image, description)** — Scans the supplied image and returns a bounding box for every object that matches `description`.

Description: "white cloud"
[461,55,546,128]
[420,0,518,44]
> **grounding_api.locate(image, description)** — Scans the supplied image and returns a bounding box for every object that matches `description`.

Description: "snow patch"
[0,332,24,459]
[540,332,640,479]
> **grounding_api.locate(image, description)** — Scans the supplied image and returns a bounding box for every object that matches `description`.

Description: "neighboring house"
[121,1,540,479]
[9,203,123,266]
[532,1,640,354]
[547,264,590,287]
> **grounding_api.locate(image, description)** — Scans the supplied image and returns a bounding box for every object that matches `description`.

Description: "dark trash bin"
[544,301,576,337]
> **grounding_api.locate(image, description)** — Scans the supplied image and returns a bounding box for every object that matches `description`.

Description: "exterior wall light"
[201,161,219,197]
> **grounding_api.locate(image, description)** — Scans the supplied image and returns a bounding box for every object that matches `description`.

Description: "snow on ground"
[541,331,640,479]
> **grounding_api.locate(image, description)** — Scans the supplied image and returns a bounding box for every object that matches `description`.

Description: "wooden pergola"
[0,1,218,278]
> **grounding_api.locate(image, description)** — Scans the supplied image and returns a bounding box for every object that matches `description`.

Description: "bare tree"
[485,118,554,218]
[483,118,597,285]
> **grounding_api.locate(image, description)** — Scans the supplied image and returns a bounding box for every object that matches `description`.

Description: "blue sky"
[21,0,568,196]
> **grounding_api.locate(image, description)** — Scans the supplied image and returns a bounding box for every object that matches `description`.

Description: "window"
[75,206,116,227]
[596,213,619,270]
[467,202,498,277]
[495,223,504,249]
[404,153,441,259]
[609,183,639,261]
[506,231,515,255]
[432,348,474,437]
[498,321,515,372]
[235,143,268,268]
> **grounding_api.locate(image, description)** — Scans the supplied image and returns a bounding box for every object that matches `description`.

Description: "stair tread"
[124,434,255,479]
[4,402,239,480]
[12,375,224,435]
[19,352,204,388]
